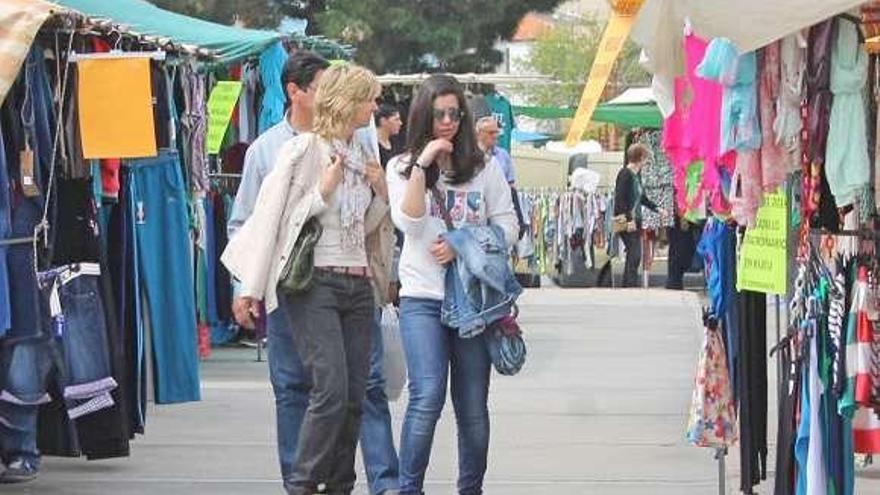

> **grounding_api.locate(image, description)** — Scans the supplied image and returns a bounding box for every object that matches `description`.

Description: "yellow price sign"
[206,81,243,155]
[737,190,789,295]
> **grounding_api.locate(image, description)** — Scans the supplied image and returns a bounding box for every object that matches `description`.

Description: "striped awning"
[0,0,61,105]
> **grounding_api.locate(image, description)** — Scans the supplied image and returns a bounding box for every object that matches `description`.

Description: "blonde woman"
[222,63,391,495]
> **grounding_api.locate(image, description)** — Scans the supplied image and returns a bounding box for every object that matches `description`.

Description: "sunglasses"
[432,107,463,123]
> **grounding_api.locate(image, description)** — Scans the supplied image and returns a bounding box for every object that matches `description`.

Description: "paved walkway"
[7,289,880,494]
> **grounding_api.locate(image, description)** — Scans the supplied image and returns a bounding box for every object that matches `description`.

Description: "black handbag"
[278,217,323,295]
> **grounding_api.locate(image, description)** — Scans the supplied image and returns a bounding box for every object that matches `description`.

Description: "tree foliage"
[522,15,649,107]
[314,0,563,73]
[152,0,565,73]
[151,0,282,29]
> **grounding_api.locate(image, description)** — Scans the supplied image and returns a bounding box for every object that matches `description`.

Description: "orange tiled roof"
[512,13,555,41]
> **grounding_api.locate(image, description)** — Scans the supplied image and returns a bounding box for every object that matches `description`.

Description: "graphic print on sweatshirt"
[430,189,484,226]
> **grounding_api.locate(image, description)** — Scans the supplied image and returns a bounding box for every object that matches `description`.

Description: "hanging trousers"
[737,290,767,494]
[127,150,200,404]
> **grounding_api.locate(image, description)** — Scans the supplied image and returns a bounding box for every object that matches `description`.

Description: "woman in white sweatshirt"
[386,75,517,495]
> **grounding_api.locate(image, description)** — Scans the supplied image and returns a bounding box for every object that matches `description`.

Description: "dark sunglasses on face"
[432,107,462,123]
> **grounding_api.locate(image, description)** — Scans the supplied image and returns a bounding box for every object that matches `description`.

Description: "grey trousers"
[284,270,375,495]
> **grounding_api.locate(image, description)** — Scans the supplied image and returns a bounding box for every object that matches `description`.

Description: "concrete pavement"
[7,289,880,494]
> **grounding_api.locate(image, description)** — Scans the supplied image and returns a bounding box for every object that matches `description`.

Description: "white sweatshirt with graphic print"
[386,154,518,301]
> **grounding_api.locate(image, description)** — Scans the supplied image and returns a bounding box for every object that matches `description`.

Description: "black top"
[378,141,403,171]
[613,166,658,225]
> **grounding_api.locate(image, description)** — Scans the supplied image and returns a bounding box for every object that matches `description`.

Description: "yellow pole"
[564,0,645,147]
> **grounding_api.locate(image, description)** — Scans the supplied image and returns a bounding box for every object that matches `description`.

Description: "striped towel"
[0,0,59,105]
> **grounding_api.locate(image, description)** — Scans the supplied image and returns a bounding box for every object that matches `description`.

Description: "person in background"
[226,51,399,495]
[475,116,514,185]
[614,143,665,288]
[476,116,526,241]
[386,75,518,495]
[376,103,404,170]
[376,103,405,305]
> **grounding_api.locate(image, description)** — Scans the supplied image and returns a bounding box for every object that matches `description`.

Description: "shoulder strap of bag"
[430,186,455,231]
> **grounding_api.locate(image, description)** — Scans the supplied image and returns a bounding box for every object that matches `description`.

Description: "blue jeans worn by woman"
[398,297,491,495]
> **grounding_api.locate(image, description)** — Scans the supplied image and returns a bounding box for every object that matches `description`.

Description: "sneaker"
[0,458,38,484]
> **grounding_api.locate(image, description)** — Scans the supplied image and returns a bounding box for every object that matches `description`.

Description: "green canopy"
[55,0,283,64]
[592,102,663,128]
[513,105,576,120]
[514,102,663,129]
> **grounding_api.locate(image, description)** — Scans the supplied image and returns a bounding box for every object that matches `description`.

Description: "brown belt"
[317,266,372,278]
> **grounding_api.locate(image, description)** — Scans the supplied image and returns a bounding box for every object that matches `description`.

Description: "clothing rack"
[809,228,880,238]
[208,172,243,179]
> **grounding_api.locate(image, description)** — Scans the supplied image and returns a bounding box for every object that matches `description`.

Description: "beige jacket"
[221,132,394,313]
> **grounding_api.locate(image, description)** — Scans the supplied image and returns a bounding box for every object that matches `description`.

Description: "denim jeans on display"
[38,264,117,419]
[0,340,52,466]
[0,121,11,336]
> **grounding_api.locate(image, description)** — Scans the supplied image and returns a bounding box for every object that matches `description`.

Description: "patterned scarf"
[331,139,372,251]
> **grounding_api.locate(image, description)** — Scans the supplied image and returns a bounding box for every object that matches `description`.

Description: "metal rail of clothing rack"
[0,236,35,247]
[809,228,880,237]
[208,172,243,179]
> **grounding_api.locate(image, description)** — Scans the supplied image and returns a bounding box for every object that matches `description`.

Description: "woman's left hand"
[365,161,389,201]
[430,239,456,264]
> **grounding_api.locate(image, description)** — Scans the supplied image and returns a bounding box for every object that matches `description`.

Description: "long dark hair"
[404,74,484,186]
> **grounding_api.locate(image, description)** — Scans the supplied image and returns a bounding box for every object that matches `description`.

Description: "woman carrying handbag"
[223,63,391,495]
[386,74,519,495]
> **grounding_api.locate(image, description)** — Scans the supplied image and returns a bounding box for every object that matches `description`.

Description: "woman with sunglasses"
[386,75,518,494]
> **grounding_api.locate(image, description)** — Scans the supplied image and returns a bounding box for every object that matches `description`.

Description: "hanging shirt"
[257,42,287,134]
[776,33,807,173]
[841,267,880,454]
[759,40,788,193]
[485,92,515,152]
[662,35,732,215]
[807,332,829,495]
[825,19,870,207]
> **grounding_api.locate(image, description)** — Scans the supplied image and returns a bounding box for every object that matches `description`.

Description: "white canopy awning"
[606,87,656,105]
[376,73,555,86]
[631,0,864,116]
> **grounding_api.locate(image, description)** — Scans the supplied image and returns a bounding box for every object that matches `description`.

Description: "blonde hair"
[313,63,381,140]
